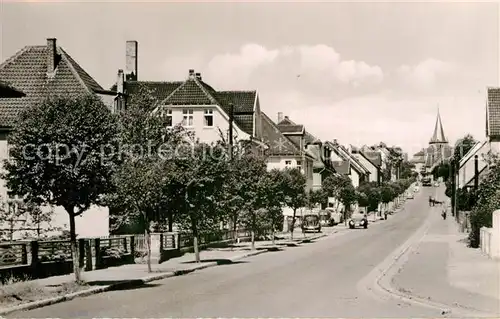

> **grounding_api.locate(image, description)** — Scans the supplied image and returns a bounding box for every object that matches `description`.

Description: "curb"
[358,209,494,318]
[0,249,269,316]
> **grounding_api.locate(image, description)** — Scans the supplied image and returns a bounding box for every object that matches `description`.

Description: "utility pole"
[474,155,479,190]
[454,160,459,222]
[450,159,456,217]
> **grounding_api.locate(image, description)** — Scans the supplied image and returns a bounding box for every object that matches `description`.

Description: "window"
[296,160,302,171]
[162,109,173,127]
[204,109,213,127]
[285,160,292,167]
[182,109,194,127]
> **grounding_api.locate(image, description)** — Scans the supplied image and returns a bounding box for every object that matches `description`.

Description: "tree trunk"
[251,213,256,250]
[167,213,173,232]
[232,216,238,241]
[68,211,82,284]
[145,226,152,273]
[271,226,276,246]
[192,220,200,263]
[290,209,297,240]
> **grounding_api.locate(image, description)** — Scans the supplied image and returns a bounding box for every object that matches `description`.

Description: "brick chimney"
[125,41,138,81]
[46,38,57,74]
[277,112,283,123]
[188,69,195,79]
[195,72,202,81]
[116,69,124,94]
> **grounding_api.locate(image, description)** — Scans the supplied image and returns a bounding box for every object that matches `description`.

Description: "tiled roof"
[413,150,425,157]
[487,87,500,137]
[332,160,350,175]
[361,150,382,168]
[260,112,301,156]
[304,130,320,145]
[0,44,110,128]
[331,142,369,174]
[277,116,304,134]
[119,77,257,136]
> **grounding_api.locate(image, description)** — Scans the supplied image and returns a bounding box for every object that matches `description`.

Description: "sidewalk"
[391,209,500,315]
[0,232,329,315]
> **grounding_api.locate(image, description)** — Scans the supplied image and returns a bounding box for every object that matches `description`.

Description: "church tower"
[427,108,450,167]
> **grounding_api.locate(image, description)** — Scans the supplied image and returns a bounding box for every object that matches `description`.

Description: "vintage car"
[348,213,368,229]
[302,214,321,233]
[406,192,414,199]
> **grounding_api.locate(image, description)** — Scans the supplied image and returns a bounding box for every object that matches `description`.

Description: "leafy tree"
[357,181,381,212]
[380,183,395,208]
[468,162,500,247]
[282,168,307,240]
[233,155,269,250]
[307,189,326,210]
[323,174,356,223]
[454,134,477,162]
[4,94,120,283]
[260,169,287,244]
[175,141,229,262]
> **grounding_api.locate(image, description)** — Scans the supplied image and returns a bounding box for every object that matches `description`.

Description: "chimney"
[125,41,138,81]
[46,38,57,74]
[188,69,195,79]
[284,116,289,120]
[117,69,124,94]
[195,72,202,80]
[277,112,283,122]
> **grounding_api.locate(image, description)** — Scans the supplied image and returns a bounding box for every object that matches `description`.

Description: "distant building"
[423,109,453,172]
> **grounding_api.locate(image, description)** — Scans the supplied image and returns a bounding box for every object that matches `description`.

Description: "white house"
[328,140,370,188]
[0,38,113,238]
[261,113,314,190]
[351,147,382,185]
[458,141,489,189]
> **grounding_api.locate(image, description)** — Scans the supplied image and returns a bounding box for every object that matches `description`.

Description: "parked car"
[302,214,321,233]
[325,208,343,225]
[348,213,368,229]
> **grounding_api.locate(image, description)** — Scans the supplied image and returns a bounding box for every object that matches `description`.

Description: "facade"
[329,140,370,188]
[458,141,489,189]
[352,150,382,184]
[0,38,114,238]
[113,41,265,150]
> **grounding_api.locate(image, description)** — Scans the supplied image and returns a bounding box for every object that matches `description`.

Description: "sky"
[1,1,498,156]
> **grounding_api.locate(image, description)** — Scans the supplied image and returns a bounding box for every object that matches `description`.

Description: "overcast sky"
[1,1,498,155]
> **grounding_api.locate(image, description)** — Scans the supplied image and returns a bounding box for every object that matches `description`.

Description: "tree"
[307,189,326,210]
[322,174,356,223]
[282,168,307,240]
[468,155,500,247]
[379,182,395,212]
[230,154,269,250]
[357,181,381,212]
[454,134,477,162]
[4,94,121,283]
[175,141,229,262]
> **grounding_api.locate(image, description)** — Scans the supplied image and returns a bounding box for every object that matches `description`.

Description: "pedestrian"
[441,208,447,220]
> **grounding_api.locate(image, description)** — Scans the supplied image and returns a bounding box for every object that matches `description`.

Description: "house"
[351,146,382,185]
[457,141,489,189]
[113,41,266,151]
[303,130,336,192]
[486,87,500,155]
[0,38,115,238]
[411,149,426,176]
[329,140,370,188]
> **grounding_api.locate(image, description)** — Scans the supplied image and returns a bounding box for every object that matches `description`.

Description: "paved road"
[10,187,444,318]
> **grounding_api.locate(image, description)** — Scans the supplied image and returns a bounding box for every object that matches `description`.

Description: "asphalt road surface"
[10,186,445,318]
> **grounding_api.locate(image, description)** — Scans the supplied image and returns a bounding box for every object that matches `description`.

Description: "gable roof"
[361,150,382,168]
[260,112,302,156]
[328,141,370,175]
[458,141,487,169]
[118,75,257,136]
[277,116,304,134]
[487,87,500,137]
[331,160,350,175]
[0,42,113,128]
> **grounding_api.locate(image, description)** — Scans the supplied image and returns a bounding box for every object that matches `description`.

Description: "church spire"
[429,107,447,144]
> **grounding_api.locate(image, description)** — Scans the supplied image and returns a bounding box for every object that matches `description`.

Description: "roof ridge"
[193,77,219,105]
[59,48,92,94]
[129,80,184,84]
[218,90,257,93]
[0,45,32,70]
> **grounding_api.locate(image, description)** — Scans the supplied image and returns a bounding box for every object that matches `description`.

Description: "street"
[9,187,448,318]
